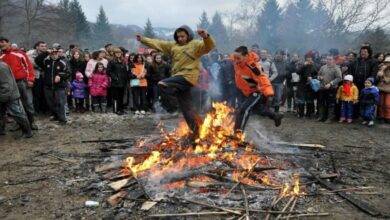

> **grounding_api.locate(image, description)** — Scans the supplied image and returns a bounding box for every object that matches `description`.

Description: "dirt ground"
[0,111,389,220]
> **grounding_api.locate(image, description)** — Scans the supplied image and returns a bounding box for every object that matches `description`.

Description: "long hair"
[133,54,144,64]
[94,62,105,73]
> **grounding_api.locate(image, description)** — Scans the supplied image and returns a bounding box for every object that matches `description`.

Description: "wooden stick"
[279,213,330,219]
[240,184,250,220]
[265,194,281,220]
[286,197,298,220]
[5,176,49,185]
[224,159,261,197]
[275,196,296,220]
[176,197,242,215]
[302,165,382,217]
[149,211,230,217]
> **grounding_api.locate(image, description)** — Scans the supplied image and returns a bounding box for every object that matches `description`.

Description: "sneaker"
[339,117,345,123]
[361,121,368,125]
[49,116,58,121]
[140,110,146,115]
[135,110,140,115]
[347,119,353,123]
[367,121,374,127]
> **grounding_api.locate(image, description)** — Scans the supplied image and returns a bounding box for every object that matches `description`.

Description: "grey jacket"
[260,59,278,82]
[27,49,43,79]
[0,61,20,102]
[273,59,288,84]
[318,64,342,89]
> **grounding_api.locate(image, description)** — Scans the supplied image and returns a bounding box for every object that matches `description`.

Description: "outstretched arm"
[136,32,173,55]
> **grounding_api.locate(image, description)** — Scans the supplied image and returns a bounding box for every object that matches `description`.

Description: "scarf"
[343,82,352,97]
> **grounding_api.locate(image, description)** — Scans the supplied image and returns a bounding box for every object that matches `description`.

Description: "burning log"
[108,178,136,191]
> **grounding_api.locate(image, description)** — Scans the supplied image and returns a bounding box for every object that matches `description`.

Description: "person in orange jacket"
[232,46,283,132]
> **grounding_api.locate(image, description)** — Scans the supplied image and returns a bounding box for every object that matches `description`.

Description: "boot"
[92,104,99,113]
[272,113,283,127]
[305,103,314,118]
[297,105,305,118]
[28,115,38,130]
[101,103,107,113]
[316,106,325,122]
[325,107,335,123]
[274,106,280,113]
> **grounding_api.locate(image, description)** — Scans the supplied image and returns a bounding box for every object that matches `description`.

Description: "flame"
[280,174,304,197]
[126,151,160,176]
[124,102,292,191]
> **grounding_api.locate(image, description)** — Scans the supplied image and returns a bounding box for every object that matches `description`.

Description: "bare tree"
[317,0,390,34]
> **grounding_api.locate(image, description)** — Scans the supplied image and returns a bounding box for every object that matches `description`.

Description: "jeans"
[360,104,376,121]
[159,76,200,136]
[44,88,67,122]
[272,83,284,107]
[340,101,354,119]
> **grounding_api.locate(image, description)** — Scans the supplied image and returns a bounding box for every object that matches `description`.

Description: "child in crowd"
[71,72,87,113]
[88,62,109,113]
[360,77,379,127]
[336,75,358,123]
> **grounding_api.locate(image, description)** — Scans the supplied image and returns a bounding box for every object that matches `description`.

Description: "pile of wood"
[86,136,384,219]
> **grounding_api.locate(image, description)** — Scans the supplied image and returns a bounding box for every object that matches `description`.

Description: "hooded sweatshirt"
[140,25,216,85]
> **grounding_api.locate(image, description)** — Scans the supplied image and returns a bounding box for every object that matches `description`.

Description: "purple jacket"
[88,72,109,97]
[71,80,87,99]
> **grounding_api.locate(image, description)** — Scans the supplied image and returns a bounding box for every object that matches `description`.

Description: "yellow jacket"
[336,83,359,102]
[140,35,216,85]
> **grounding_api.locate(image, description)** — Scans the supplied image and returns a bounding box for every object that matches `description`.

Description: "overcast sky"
[56,0,286,28]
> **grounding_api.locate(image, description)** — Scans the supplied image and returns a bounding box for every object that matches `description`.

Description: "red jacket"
[88,71,109,97]
[0,48,35,82]
[233,52,274,97]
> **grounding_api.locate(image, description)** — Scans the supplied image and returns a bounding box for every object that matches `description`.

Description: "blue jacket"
[71,80,87,99]
[360,86,379,106]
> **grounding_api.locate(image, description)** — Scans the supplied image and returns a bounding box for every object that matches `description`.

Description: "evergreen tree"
[255,0,283,53]
[198,11,210,30]
[93,6,112,49]
[143,18,156,38]
[208,12,229,53]
[70,0,91,44]
[359,27,390,53]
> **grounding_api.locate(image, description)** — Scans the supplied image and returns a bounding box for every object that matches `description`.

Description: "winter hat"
[76,72,84,81]
[366,77,374,84]
[344,75,353,82]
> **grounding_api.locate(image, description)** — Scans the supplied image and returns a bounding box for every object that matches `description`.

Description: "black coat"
[69,59,87,81]
[107,60,130,88]
[348,58,378,90]
[297,63,317,101]
[35,52,70,89]
[147,62,171,84]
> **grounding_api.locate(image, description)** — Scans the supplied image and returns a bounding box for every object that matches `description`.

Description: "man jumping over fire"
[136,25,216,138]
[232,46,283,132]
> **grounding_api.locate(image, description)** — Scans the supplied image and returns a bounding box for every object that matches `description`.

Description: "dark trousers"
[75,98,85,111]
[318,89,336,119]
[286,84,296,110]
[132,87,147,111]
[191,87,209,114]
[32,76,47,114]
[234,93,263,131]
[222,83,238,108]
[44,88,67,122]
[92,96,107,112]
[112,87,125,113]
[159,76,200,136]
[16,80,35,124]
[0,99,31,135]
